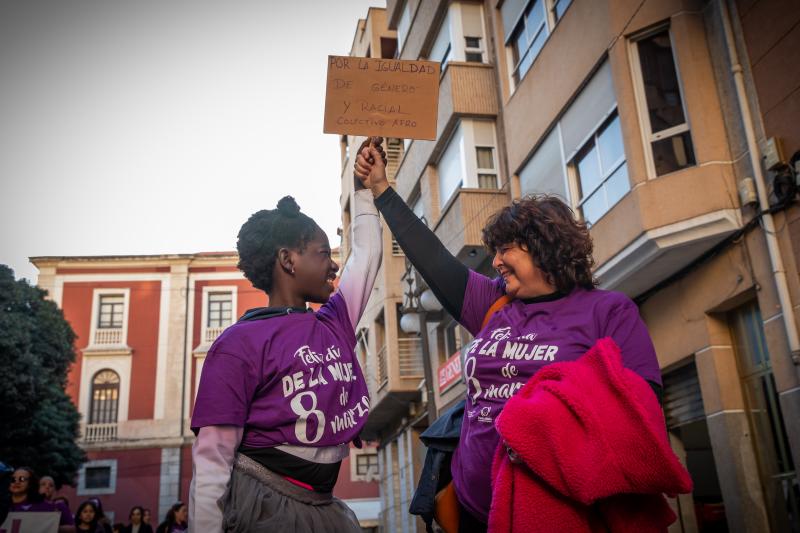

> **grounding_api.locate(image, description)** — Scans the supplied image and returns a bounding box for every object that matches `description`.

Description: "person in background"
[142,508,152,527]
[38,475,56,500]
[156,502,187,533]
[74,500,104,533]
[113,524,125,533]
[122,505,153,533]
[8,466,74,532]
[40,475,74,528]
[88,497,113,533]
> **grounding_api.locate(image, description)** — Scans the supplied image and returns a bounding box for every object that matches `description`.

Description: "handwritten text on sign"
[323,56,440,140]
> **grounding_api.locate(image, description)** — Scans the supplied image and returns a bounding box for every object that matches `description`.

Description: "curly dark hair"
[237,196,319,292]
[482,194,597,293]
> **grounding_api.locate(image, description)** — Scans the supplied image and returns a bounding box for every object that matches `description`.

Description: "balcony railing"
[94,328,122,345]
[84,423,118,443]
[377,345,388,390]
[204,326,227,344]
[397,337,424,378]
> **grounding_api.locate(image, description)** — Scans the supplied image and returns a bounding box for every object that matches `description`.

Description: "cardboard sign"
[323,55,440,140]
[1,512,60,533]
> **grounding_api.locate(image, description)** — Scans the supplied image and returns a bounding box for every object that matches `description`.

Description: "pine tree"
[0,265,86,487]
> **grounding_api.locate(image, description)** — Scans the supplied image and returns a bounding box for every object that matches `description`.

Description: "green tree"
[0,264,85,487]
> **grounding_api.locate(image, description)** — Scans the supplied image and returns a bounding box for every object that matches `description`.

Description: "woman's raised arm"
[354,142,470,320]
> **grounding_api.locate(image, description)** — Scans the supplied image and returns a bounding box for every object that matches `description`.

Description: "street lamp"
[400,260,441,424]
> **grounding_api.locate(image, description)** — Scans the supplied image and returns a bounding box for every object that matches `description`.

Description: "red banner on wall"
[437,351,462,391]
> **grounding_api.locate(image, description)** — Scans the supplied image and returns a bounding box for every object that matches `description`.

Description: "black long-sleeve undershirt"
[374,186,470,321]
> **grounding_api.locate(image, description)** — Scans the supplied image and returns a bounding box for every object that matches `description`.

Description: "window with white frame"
[509,0,548,85]
[459,3,486,63]
[572,112,629,226]
[503,0,573,88]
[427,3,487,67]
[476,147,497,189]
[98,295,124,329]
[438,126,465,209]
[465,36,484,62]
[356,452,379,477]
[631,27,695,177]
[437,119,501,209]
[89,370,120,425]
[78,459,117,495]
[201,287,237,346]
[89,289,130,347]
[350,448,379,482]
[515,60,626,223]
[207,292,232,328]
[471,120,500,190]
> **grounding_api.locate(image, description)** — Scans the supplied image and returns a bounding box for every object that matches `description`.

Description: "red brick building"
[31,252,380,528]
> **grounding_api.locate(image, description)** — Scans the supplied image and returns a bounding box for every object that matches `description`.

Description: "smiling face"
[492,242,554,299]
[9,469,30,498]
[290,227,339,304]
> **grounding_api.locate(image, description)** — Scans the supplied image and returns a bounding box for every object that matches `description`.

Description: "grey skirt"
[221,454,362,533]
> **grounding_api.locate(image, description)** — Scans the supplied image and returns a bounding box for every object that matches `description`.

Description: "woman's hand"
[354,136,390,197]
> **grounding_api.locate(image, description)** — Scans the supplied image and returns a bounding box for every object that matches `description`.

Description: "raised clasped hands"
[353,136,390,197]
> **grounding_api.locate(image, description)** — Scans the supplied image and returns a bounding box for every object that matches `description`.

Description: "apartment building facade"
[345,0,800,531]
[31,253,381,528]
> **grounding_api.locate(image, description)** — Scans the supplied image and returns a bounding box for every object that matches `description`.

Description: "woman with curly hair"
[354,146,662,532]
[190,139,386,532]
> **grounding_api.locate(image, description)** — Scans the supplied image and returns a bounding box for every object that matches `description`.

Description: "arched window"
[89,370,120,425]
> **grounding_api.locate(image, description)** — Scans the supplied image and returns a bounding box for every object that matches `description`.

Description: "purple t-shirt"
[452,271,661,522]
[11,499,73,525]
[191,293,370,448]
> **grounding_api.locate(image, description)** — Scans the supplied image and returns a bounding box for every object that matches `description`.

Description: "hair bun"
[276,196,301,218]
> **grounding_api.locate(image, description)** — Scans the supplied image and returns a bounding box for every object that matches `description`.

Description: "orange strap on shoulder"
[481,295,511,330]
[434,481,460,533]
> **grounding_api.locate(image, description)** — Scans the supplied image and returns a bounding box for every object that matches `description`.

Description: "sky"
[0,0,383,283]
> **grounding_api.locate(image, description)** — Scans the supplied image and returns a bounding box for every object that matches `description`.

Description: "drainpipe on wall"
[719,0,800,364]
[177,267,191,499]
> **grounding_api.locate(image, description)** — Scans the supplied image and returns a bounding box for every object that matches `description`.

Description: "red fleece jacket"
[488,338,692,533]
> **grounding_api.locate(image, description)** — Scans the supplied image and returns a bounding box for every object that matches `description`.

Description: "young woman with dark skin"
[190,139,386,532]
[355,144,663,531]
